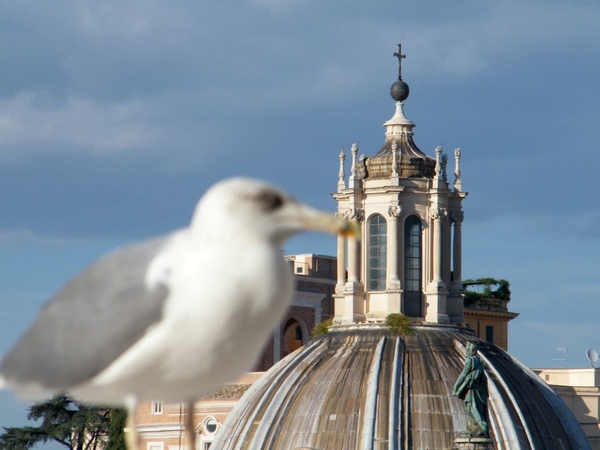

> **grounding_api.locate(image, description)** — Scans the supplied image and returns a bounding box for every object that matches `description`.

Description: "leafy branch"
[385,313,412,335]
[0,396,123,450]
[462,277,511,306]
[310,318,333,339]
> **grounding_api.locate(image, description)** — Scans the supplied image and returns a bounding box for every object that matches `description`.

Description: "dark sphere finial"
[390,80,409,102]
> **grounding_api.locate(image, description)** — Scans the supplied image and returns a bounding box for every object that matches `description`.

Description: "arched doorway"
[282,318,307,357]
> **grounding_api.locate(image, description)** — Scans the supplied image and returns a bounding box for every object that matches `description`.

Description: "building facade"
[535,368,600,448]
[135,373,261,450]
[254,253,336,370]
[463,297,518,350]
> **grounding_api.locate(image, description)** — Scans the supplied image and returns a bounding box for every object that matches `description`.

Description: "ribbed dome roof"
[212,326,588,450]
[356,135,435,180]
[355,99,436,180]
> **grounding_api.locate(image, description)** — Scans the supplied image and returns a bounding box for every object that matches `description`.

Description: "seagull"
[0,177,357,449]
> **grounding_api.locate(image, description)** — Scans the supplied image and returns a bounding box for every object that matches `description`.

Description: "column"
[347,233,360,284]
[273,327,281,364]
[333,228,347,324]
[387,205,401,290]
[447,210,465,323]
[344,207,363,286]
[431,208,445,284]
[335,232,346,294]
[343,208,365,324]
[425,206,449,324]
[451,211,464,285]
[386,205,402,314]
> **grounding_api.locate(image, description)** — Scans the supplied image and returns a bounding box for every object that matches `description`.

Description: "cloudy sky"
[1,0,600,431]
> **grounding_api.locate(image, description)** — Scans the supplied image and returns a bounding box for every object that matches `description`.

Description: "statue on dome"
[452,341,489,437]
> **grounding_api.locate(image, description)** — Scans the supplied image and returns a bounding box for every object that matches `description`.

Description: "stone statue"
[452,341,489,437]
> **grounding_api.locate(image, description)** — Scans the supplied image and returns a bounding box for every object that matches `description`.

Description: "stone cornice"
[332,192,351,201]
[383,186,405,194]
[464,309,519,320]
[293,276,336,285]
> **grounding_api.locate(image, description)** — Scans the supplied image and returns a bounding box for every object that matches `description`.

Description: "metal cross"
[393,43,406,81]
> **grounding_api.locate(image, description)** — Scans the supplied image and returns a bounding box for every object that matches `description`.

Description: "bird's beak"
[299,207,360,239]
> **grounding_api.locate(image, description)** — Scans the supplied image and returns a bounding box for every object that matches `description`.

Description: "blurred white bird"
[0,177,357,449]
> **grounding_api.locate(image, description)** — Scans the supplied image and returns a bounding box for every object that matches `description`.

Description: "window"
[368,214,387,291]
[202,416,219,450]
[403,215,422,317]
[147,443,163,450]
[204,418,218,435]
[151,401,163,415]
[485,325,494,344]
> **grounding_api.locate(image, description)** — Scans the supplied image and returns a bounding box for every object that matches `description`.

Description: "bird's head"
[192,177,358,247]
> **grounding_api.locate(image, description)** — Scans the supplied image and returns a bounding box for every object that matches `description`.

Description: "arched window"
[201,416,219,450]
[283,318,305,356]
[368,214,387,291]
[203,417,219,435]
[404,215,422,317]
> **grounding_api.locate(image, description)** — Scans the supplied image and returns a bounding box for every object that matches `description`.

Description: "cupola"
[357,45,435,180]
[333,44,467,325]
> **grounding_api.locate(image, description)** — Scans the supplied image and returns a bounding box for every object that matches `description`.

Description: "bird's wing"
[0,232,181,392]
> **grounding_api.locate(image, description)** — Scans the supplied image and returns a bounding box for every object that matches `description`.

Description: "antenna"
[554,346,568,368]
[586,348,598,368]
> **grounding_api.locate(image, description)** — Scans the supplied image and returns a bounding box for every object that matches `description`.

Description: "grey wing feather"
[0,232,179,390]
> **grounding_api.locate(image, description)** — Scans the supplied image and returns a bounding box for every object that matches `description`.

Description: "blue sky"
[1,0,600,431]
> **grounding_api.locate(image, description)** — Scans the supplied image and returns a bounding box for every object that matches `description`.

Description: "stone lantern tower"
[333,45,467,325]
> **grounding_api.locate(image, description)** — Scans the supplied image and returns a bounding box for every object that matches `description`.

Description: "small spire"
[350,143,358,179]
[454,147,462,192]
[338,148,346,191]
[348,143,360,189]
[434,146,443,179]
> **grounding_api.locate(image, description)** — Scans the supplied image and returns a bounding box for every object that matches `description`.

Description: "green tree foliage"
[105,409,127,450]
[310,318,333,339]
[385,313,412,335]
[462,278,511,305]
[0,396,112,450]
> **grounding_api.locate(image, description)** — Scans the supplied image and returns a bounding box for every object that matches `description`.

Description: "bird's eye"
[257,191,285,212]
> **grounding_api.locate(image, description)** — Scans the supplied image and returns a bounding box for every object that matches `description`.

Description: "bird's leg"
[125,397,140,450]
[185,400,196,450]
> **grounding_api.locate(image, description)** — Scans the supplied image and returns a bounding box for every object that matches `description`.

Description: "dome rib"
[360,336,386,448]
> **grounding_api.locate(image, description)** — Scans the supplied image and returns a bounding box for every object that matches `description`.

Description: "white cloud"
[247,0,311,16]
[0,229,90,247]
[392,1,600,78]
[0,91,233,166]
[0,93,161,156]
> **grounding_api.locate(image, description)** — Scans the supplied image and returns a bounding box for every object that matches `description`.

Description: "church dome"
[212,325,588,449]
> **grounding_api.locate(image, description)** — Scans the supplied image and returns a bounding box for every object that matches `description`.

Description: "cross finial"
[393,43,406,81]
